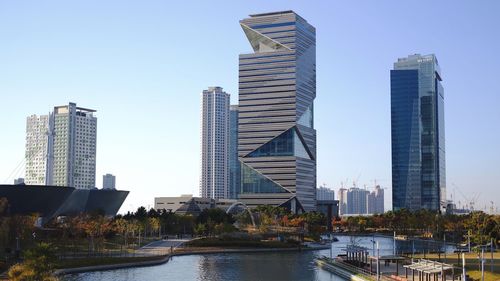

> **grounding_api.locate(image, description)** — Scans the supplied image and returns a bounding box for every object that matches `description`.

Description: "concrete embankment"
[54,256,171,276]
[55,244,330,276]
[315,258,374,281]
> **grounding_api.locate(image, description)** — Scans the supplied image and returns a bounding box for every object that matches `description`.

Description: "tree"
[76,214,113,252]
[114,218,129,246]
[194,223,206,236]
[149,217,161,238]
[8,242,59,281]
[197,208,234,225]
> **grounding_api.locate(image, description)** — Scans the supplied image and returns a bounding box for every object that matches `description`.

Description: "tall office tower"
[367,185,384,214]
[391,54,446,212]
[25,114,52,185]
[200,87,230,199]
[317,185,335,201]
[52,103,97,189]
[337,188,348,215]
[229,105,240,199]
[103,174,116,189]
[238,11,316,212]
[346,187,369,215]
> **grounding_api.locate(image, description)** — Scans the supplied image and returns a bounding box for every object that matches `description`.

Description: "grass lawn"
[466,270,500,281]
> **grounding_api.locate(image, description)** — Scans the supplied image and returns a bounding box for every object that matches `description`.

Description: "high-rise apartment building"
[24,103,97,189]
[367,185,384,214]
[346,187,369,215]
[317,185,335,201]
[338,188,348,215]
[52,103,97,189]
[229,105,240,199]
[237,11,317,212]
[103,174,116,189]
[14,178,25,185]
[25,114,52,185]
[200,87,230,199]
[391,54,446,211]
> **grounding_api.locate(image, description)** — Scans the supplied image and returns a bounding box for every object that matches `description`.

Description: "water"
[63,235,455,281]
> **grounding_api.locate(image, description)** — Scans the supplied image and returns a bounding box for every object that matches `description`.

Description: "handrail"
[318,256,398,281]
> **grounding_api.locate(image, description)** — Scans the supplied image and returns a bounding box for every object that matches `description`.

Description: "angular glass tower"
[391,54,446,212]
[238,11,316,212]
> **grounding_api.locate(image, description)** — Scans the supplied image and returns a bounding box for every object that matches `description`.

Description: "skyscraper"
[367,185,384,214]
[229,105,240,199]
[25,114,52,185]
[103,174,116,189]
[24,102,97,189]
[337,188,348,215]
[200,87,230,199]
[317,185,335,201]
[238,11,317,212]
[346,187,369,215]
[52,103,97,189]
[391,54,446,212]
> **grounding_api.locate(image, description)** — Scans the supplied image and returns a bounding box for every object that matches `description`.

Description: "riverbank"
[54,242,330,277]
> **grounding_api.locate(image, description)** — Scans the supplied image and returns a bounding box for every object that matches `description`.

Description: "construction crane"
[452,183,481,211]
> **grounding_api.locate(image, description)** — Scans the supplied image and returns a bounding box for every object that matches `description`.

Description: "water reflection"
[63,235,455,281]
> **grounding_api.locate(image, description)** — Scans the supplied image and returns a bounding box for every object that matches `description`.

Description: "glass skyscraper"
[229,105,240,199]
[238,11,316,212]
[391,54,446,212]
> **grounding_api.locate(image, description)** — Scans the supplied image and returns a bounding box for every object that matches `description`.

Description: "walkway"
[136,238,190,256]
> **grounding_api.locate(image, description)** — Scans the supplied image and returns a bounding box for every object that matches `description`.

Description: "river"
[63,235,456,281]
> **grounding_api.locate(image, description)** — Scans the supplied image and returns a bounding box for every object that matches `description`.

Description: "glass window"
[241,162,288,194]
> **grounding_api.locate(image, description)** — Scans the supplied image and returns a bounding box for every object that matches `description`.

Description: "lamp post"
[377,241,380,281]
[443,235,447,263]
[372,234,376,257]
[481,248,485,281]
[492,238,494,274]
[462,253,466,281]
[393,231,396,255]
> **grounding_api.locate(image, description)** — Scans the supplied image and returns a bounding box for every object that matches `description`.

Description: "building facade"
[155,195,236,216]
[52,103,97,189]
[103,174,116,189]
[25,114,52,185]
[317,185,335,201]
[337,188,348,215]
[367,185,384,214]
[229,105,240,199]
[25,103,97,189]
[14,178,25,185]
[200,87,230,199]
[391,54,446,211]
[237,11,317,212]
[346,187,369,215]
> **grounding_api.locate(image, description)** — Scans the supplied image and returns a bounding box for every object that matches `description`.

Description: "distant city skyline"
[0,1,499,214]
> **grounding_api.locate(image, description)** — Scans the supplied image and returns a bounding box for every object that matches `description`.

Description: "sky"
[0,1,499,214]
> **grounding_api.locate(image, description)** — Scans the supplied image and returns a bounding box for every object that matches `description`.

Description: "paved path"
[137,239,189,256]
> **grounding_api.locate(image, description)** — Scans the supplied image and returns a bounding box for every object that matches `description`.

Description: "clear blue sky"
[1,1,499,213]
